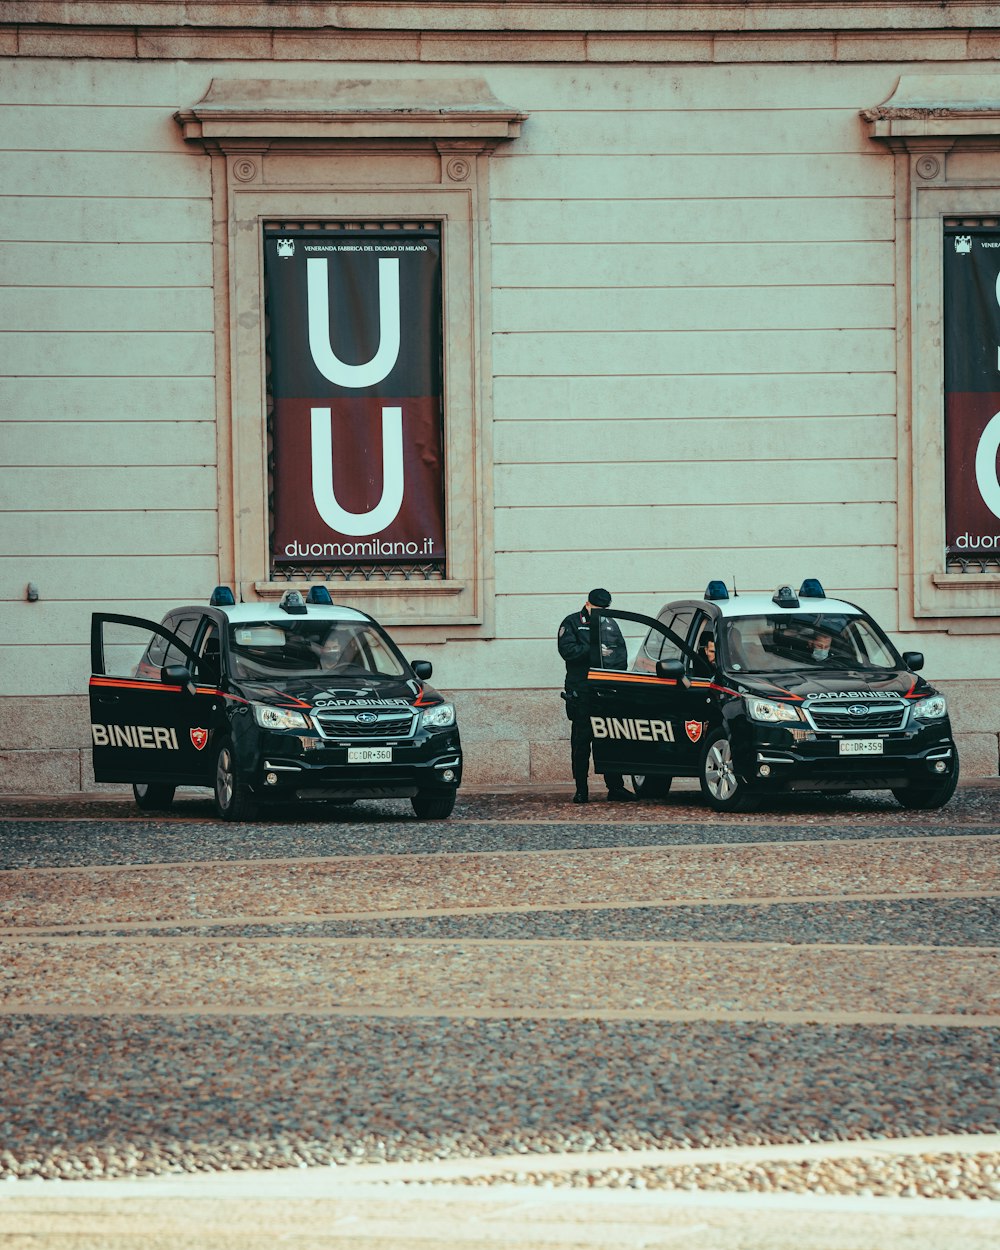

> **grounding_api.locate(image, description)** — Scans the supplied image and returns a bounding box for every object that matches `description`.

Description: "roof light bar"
[798,579,826,599]
[279,590,308,615]
[306,585,333,605]
[772,585,800,609]
[209,585,236,606]
[704,580,729,601]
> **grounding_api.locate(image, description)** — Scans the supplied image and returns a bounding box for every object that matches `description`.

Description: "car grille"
[806,703,907,732]
[314,709,417,740]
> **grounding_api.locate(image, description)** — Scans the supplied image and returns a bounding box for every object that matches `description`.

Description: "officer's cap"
[588,588,612,607]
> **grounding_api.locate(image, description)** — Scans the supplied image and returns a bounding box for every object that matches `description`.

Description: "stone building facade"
[2,1,999,791]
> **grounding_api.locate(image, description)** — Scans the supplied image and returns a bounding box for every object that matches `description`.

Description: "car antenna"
[732,574,738,597]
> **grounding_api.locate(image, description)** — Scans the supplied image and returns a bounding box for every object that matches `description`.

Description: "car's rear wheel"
[699,731,757,812]
[630,774,672,799]
[214,738,258,821]
[411,790,456,820]
[891,765,959,810]
[132,782,175,811]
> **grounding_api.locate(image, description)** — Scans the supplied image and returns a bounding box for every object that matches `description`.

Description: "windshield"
[227,620,408,680]
[721,613,901,674]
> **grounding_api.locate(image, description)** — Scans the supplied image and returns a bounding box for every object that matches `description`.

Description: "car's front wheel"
[699,731,757,812]
[213,738,258,821]
[630,774,672,799]
[411,790,456,820]
[132,782,175,811]
[891,765,959,810]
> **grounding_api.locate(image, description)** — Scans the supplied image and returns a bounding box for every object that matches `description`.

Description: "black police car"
[586,580,960,811]
[89,587,462,820]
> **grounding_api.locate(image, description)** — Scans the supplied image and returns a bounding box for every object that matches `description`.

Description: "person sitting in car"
[805,629,843,664]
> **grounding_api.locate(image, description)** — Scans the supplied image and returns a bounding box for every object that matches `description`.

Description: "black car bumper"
[243,728,463,801]
[732,723,958,793]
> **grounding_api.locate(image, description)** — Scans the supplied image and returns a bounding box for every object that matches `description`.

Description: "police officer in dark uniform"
[558,588,635,804]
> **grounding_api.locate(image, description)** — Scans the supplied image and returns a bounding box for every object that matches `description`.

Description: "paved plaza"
[0,781,997,1247]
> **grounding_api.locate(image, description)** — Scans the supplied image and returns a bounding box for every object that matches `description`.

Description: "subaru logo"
[847,704,870,717]
[355,711,378,724]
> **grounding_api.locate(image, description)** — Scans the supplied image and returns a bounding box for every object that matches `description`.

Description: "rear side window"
[652,608,695,663]
[164,617,200,668]
[634,608,696,673]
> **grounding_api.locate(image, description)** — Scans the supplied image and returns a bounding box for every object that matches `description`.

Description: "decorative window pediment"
[175,77,526,146]
[864,75,1000,150]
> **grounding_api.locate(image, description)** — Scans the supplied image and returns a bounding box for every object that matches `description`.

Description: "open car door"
[586,608,713,781]
[89,613,220,786]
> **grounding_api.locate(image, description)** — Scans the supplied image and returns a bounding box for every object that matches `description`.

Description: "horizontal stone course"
[0,22,994,64]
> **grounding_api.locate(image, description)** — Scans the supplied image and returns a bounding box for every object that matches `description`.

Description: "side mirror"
[902,651,924,672]
[162,663,196,696]
[656,658,687,686]
[411,659,433,680]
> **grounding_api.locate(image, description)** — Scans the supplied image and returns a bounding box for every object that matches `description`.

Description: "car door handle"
[95,694,120,705]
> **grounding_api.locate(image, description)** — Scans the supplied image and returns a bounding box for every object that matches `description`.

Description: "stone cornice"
[6,1,1000,35]
[864,74,1000,148]
[175,77,525,146]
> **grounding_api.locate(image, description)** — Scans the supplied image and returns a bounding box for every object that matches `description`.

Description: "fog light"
[442,768,456,782]
[266,771,279,786]
[758,764,771,778]
[933,760,947,774]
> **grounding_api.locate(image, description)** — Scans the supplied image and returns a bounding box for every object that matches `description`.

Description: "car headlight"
[745,697,802,724]
[252,702,312,731]
[420,702,456,731]
[912,694,947,720]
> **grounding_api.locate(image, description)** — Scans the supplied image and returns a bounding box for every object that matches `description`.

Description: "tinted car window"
[163,617,200,669]
[196,624,221,682]
[228,620,407,679]
[654,608,694,663]
[722,614,901,674]
[689,614,717,673]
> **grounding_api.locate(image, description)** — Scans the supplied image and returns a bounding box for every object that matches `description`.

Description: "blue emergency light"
[306,585,333,605]
[704,580,729,601]
[209,585,236,606]
[798,579,826,599]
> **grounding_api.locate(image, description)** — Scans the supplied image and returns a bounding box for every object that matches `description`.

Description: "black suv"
[89,587,462,820]
[586,580,959,811]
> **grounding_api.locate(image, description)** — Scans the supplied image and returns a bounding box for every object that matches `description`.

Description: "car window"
[688,614,717,674]
[163,617,200,669]
[145,630,169,669]
[721,613,901,674]
[94,616,200,682]
[228,619,408,679]
[630,609,697,674]
[196,624,222,682]
[655,609,694,663]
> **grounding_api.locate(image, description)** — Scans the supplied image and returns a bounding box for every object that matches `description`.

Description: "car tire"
[699,731,757,812]
[891,765,960,810]
[132,782,175,811]
[630,774,672,799]
[213,738,259,822]
[411,790,456,820]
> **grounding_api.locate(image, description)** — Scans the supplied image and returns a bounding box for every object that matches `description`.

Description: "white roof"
[214,602,371,625]
[707,592,862,619]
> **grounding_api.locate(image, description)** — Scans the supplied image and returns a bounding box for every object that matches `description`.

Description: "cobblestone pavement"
[0,781,998,1248]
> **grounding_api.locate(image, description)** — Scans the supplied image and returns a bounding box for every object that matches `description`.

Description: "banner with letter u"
[264,230,446,566]
[943,227,1000,558]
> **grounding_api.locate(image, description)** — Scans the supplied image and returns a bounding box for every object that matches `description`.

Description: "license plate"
[839,739,883,755]
[348,747,392,763]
